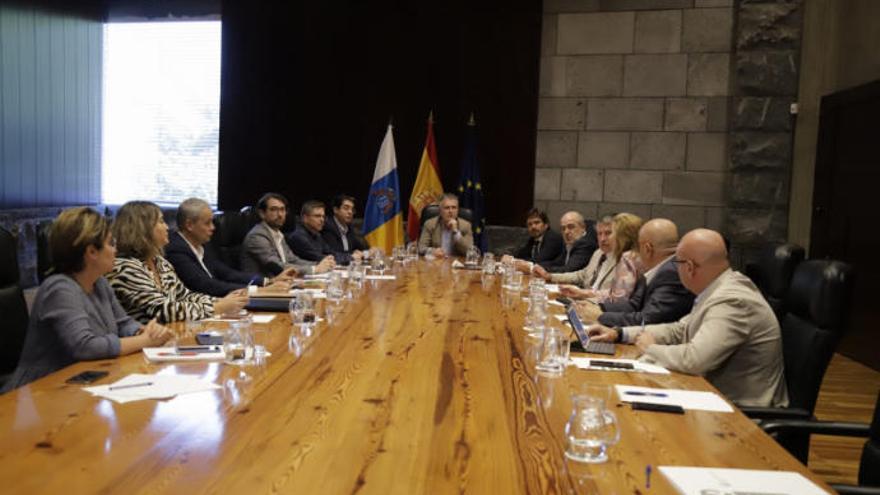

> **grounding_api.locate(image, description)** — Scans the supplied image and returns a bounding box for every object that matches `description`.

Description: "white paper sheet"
[616,385,733,412]
[658,466,828,495]
[570,357,670,375]
[83,373,220,404]
[251,314,276,324]
[554,314,569,322]
[365,274,396,280]
[544,284,560,292]
[304,273,330,280]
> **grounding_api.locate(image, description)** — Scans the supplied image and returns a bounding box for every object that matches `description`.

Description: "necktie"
[531,239,541,261]
[588,254,607,287]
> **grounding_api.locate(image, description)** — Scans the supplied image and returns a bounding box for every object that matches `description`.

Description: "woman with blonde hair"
[106,201,247,323]
[2,207,173,392]
[559,212,643,304]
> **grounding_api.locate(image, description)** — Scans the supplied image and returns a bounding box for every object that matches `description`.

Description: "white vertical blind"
[102,21,221,206]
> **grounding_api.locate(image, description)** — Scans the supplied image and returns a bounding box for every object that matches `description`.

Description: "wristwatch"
[613,326,624,343]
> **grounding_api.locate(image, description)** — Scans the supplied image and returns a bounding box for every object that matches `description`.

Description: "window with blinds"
[101,21,221,206]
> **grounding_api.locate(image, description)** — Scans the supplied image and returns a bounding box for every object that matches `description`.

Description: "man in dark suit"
[538,211,597,273]
[166,198,295,297]
[511,208,564,264]
[290,200,353,265]
[584,219,694,327]
[321,194,369,261]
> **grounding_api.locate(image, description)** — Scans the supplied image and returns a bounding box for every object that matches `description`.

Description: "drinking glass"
[536,327,568,375]
[508,271,523,292]
[327,270,344,305]
[370,253,386,273]
[224,316,255,382]
[481,253,495,275]
[406,242,418,262]
[289,292,316,334]
[564,395,620,463]
[465,245,481,266]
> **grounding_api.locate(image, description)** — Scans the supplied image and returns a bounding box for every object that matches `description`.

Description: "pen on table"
[624,391,669,398]
[646,464,651,489]
[109,382,153,390]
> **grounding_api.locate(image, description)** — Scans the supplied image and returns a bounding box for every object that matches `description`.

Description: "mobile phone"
[630,402,685,414]
[590,360,634,370]
[196,332,224,345]
[556,296,573,307]
[66,370,109,384]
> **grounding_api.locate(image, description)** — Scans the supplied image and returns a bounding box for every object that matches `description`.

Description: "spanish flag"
[406,112,443,242]
[364,124,405,254]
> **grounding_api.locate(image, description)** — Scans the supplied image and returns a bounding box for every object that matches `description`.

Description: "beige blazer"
[551,249,617,290]
[628,268,789,408]
[418,217,474,256]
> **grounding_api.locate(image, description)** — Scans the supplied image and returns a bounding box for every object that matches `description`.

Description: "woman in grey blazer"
[2,207,174,392]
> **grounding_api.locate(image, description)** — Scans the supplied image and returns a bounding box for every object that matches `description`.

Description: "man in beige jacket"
[588,228,789,408]
[418,193,474,258]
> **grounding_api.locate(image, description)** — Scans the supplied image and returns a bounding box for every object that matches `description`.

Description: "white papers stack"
[616,385,733,412]
[365,274,396,280]
[143,346,226,363]
[251,314,276,324]
[83,373,221,404]
[570,357,670,375]
[659,467,828,495]
[545,284,560,293]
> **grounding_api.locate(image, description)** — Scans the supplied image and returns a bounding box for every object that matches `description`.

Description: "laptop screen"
[567,307,590,348]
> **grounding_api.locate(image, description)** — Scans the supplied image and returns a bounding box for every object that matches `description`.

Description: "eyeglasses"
[671,257,699,269]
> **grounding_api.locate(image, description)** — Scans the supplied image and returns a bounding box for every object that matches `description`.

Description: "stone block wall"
[536,0,802,266]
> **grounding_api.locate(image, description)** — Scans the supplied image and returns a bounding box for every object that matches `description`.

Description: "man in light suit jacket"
[167,198,295,297]
[418,193,474,257]
[533,215,616,290]
[537,211,597,273]
[594,219,694,327]
[588,228,789,408]
[321,193,369,260]
[241,193,334,277]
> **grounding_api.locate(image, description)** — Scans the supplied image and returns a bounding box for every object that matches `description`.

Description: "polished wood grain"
[810,353,880,485]
[0,261,833,494]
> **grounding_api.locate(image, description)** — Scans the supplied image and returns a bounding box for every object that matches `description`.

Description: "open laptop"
[566,307,616,355]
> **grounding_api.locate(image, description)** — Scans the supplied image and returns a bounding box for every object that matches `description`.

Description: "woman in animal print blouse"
[106,201,248,324]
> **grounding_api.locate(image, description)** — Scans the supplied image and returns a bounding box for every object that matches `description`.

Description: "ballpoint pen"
[624,391,669,398]
[109,382,153,390]
[646,464,652,489]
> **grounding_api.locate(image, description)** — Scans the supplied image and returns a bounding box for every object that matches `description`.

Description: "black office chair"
[211,209,255,270]
[0,227,29,388]
[419,204,474,228]
[742,259,855,463]
[763,391,880,495]
[745,242,805,319]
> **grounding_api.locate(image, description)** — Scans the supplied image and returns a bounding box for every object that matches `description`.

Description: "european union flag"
[457,114,487,252]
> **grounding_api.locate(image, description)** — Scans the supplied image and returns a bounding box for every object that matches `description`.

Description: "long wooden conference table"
[0,260,831,494]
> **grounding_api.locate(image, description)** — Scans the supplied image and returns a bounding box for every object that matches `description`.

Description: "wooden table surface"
[0,260,832,494]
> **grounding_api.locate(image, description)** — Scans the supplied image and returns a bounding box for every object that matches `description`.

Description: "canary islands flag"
[364,124,405,254]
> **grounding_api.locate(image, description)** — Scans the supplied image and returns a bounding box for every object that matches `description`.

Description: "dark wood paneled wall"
[218,0,541,226]
[0,3,103,208]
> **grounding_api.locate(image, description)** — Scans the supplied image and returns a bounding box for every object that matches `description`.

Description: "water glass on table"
[536,328,569,375]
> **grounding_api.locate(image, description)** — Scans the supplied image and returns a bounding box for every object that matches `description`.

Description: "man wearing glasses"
[588,228,788,408]
[290,200,350,265]
[241,193,333,276]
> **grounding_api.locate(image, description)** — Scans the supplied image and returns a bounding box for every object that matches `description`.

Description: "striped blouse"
[107,255,215,324]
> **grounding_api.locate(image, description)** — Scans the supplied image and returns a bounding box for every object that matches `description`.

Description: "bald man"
[588,228,788,408]
[535,211,597,273]
[582,218,694,327]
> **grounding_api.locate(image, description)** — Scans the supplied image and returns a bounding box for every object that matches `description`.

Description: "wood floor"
[809,353,880,485]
